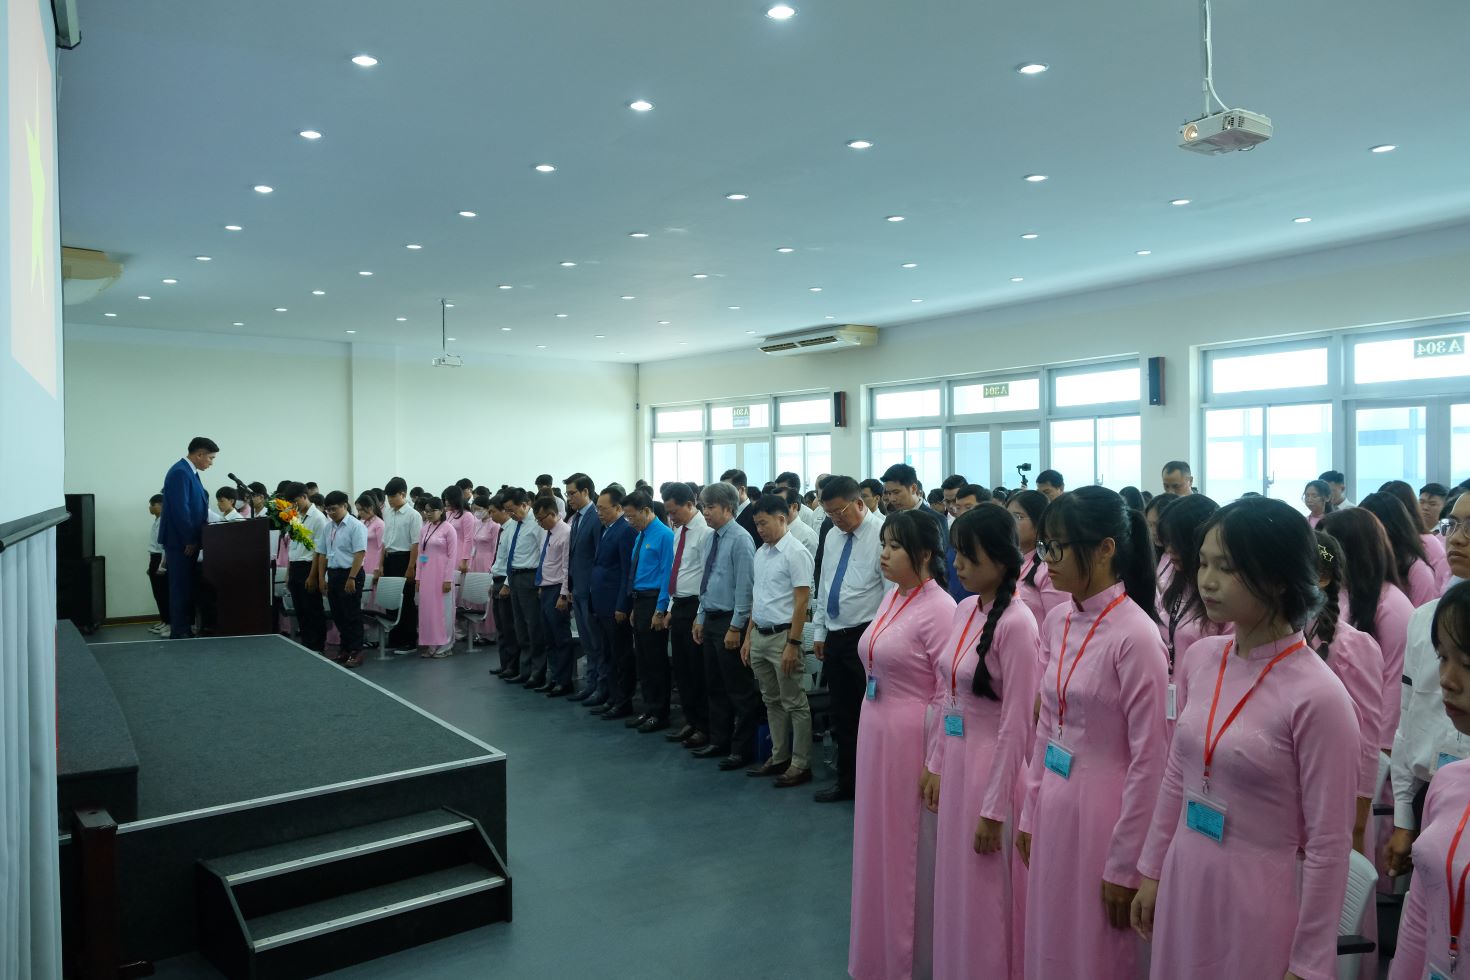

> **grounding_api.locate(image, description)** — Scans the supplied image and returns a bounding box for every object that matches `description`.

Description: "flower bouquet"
[264,498,315,550]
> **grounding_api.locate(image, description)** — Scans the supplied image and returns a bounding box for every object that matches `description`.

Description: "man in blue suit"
[586,485,635,716]
[559,473,604,702]
[159,436,218,638]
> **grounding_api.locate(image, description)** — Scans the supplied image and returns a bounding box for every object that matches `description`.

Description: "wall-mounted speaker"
[57,493,95,560]
[833,391,847,428]
[1147,356,1165,406]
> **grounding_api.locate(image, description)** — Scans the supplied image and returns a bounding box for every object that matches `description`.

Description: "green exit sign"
[982,383,1010,399]
[1414,334,1465,358]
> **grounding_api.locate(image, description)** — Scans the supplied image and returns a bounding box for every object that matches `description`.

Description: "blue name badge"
[1428,967,1451,980]
[1185,793,1227,843]
[1437,751,1463,772]
[865,676,877,700]
[944,714,964,737]
[418,554,429,564]
[1044,740,1073,779]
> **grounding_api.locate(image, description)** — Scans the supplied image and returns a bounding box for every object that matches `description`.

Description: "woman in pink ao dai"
[415,496,459,655]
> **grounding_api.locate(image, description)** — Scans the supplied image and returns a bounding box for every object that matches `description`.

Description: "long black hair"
[1380,480,1427,532]
[1119,486,1146,512]
[1144,493,1175,563]
[1198,497,1323,632]
[1007,489,1050,586]
[881,509,947,588]
[1359,491,1429,583]
[1039,485,1159,623]
[1321,507,1399,640]
[354,491,382,518]
[1158,493,1219,635]
[1309,531,1345,661]
[441,485,465,516]
[950,507,1023,700]
[1432,581,1470,663]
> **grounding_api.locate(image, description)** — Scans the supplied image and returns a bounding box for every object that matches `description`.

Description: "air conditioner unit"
[758,324,877,357]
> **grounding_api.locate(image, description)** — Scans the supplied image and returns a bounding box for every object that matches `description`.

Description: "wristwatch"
[786,638,802,647]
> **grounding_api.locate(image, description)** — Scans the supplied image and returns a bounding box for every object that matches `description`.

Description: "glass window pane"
[1054,366,1141,408]
[775,435,804,483]
[778,397,831,427]
[655,407,703,434]
[1354,407,1427,503]
[710,441,736,479]
[676,440,704,485]
[1266,403,1333,511]
[1354,334,1470,385]
[806,434,832,485]
[1204,407,1264,503]
[874,387,941,420]
[743,440,771,489]
[1210,348,1328,394]
[1001,427,1041,489]
[952,430,991,486]
[907,429,943,493]
[709,403,770,431]
[652,442,678,494]
[871,430,906,478]
[952,378,1041,415]
[1097,415,1142,490]
[1454,404,1470,483]
[1049,418,1096,487]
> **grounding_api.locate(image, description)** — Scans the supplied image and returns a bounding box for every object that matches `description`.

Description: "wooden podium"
[201,518,273,635]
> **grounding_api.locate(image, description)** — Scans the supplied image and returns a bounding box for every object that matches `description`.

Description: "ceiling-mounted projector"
[1179,108,1272,154]
[431,353,463,368]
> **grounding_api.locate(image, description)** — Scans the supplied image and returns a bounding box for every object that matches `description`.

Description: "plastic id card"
[1433,733,1468,774]
[944,714,965,737]
[1044,739,1074,780]
[865,676,877,700]
[1166,683,1177,721]
[1185,791,1227,843]
[418,553,429,564]
[1427,965,1450,980]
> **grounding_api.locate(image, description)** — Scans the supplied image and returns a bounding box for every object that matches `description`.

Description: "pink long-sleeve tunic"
[1390,759,1470,980]
[415,519,459,647]
[1016,552,1067,650]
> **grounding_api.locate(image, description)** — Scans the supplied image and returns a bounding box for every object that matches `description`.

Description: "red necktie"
[668,526,687,597]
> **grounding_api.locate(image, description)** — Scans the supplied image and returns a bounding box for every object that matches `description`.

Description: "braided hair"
[1309,531,1345,661]
[950,507,1024,700]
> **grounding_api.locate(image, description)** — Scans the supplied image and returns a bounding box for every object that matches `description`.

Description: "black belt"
[631,589,660,598]
[703,608,733,618]
[827,622,870,638]
[671,595,700,610]
[509,567,537,575]
[754,622,792,636]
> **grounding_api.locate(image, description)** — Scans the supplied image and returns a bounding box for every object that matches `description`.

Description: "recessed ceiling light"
[657,320,671,325]
[1170,199,1191,206]
[345,329,356,334]
[825,315,836,319]
[1023,174,1048,182]
[776,246,794,253]
[1370,144,1397,153]
[621,295,635,300]
[1009,277,1025,283]
[745,331,756,335]
[629,231,649,238]
[253,185,273,194]
[1016,63,1049,75]
[727,305,741,310]
[195,255,212,262]
[536,344,548,349]
[1020,233,1039,240]
[555,313,569,318]
[299,130,322,140]
[232,322,242,327]
[274,307,287,312]
[104,312,117,317]
[560,261,577,267]
[533,163,556,173]
[312,290,325,296]
[405,243,423,250]
[498,284,513,290]
[900,262,918,268]
[910,298,923,303]
[1136,249,1152,256]
[1293,216,1313,223]
[447,337,456,342]
[162,278,177,284]
[885,215,905,222]
[808,286,822,292]
[501,327,512,332]
[224,224,242,231]
[137,295,151,300]
[725,193,749,201]
[395,316,407,322]
[351,54,378,67]
[359,270,373,276]
[628,100,654,112]
[766,4,796,20]
[692,273,708,279]
[445,303,454,308]
[617,351,627,355]
[458,210,477,218]
[846,139,873,149]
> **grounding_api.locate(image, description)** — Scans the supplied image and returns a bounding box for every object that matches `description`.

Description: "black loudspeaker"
[1147,356,1165,406]
[58,555,106,633]
[833,391,847,428]
[57,493,96,559]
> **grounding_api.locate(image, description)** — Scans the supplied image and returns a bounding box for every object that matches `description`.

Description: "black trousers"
[382,550,418,649]
[147,552,170,622]
[287,560,327,652]
[493,575,518,673]
[702,612,762,757]
[823,624,870,793]
[631,593,670,718]
[508,569,546,681]
[598,612,635,703]
[668,596,706,732]
[327,568,366,654]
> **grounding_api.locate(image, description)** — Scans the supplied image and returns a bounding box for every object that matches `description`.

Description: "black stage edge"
[56,623,139,823]
[57,633,509,968]
[0,504,68,551]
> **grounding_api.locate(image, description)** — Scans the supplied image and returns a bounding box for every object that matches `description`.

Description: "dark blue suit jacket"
[159,458,209,551]
[566,502,600,599]
[589,516,635,618]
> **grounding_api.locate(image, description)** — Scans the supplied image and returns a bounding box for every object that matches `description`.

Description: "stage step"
[197,808,511,979]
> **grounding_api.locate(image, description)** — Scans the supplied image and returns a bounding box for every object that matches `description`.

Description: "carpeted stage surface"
[91,636,494,819]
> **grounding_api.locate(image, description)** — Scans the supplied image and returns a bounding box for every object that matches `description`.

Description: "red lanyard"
[867,583,926,673]
[949,602,985,700]
[1202,638,1306,788]
[1055,593,1128,735]
[1448,797,1470,969]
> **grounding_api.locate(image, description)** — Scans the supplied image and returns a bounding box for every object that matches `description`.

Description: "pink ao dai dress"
[415,519,459,648]
[1390,759,1470,979]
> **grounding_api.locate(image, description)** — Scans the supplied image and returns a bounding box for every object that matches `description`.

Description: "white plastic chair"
[456,572,494,651]
[370,576,407,659]
[1337,849,1379,980]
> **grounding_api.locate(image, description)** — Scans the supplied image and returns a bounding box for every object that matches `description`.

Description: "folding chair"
[456,572,495,652]
[369,576,407,659]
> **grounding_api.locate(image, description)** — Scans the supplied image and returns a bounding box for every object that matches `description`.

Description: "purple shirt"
[538,520,570,589]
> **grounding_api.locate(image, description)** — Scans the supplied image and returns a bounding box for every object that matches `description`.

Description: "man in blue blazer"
[586,485,635,714]
[559,473,605,701]
[159,436,218,638]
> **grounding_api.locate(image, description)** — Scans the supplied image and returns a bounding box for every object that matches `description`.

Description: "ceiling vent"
[758,324,877,357]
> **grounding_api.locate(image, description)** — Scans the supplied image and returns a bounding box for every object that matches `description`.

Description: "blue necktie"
[827,532,854,620]
[535,532,550,586]
[700,529,722,595]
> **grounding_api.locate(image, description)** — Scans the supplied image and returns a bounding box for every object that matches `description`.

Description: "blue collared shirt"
[696,519,755,628]
[629,518,675,612]
[325,513,368,570]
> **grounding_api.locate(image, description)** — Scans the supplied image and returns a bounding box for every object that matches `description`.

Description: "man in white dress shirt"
[779,488,818,558]
[285,482,331,653]
[656,482,714,748]
[377,476,422,652]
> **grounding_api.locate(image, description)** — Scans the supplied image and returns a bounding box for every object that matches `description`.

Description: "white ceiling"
[56,0,1470,362]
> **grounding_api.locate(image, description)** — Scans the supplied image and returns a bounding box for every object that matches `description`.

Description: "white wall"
[63,325,638,618]
[636,221,1470,482]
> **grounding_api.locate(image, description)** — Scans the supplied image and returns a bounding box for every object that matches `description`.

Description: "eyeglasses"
[1438,517,1467,539]
[1036,538,1099,563]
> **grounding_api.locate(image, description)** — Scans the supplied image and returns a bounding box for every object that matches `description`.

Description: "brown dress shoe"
[774,768,813,789]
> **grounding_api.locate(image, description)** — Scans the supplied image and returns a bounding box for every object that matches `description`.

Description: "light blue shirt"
[325,513,368,570]
[696,519,755,628]
[508,512,546,571]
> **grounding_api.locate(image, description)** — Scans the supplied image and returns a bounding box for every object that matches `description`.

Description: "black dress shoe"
[624,712,650,729]
[545,683,572,697]
[682,732,710,749]
[814,786,855,803]
[601,702,634,720]
[568,688,593,702]
[718,754,752,771]
[637,717,669,734]
[746,760,785,778]
[532,679,555,692]
[664,724,696,743]
[503,673,530,684]
[488,666,506,676]
[691,744,729,759]
[583,696,609,709]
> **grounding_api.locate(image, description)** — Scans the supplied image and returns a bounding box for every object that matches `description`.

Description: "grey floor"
[89,623,854,979]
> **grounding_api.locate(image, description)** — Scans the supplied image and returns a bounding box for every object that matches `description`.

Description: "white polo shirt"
[752,531,814,629]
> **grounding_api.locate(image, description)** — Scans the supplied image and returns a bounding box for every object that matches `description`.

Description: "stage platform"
[58,631,509,975]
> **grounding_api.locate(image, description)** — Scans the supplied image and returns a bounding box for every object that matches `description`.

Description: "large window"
[655,407,703,435]
[1354,406,1427,503]
[710,402,771,431]
[874,386,941,421]
[778,396,831,428]
[651,439,705,490]
[871,428,942,492]
[1210,347,1329,394]
[776,434,832,487]
[952,378,1040,416]
[650,392,832,496]
[1204,404,1333,513]
[1047,416,1141,489]
[1053,365,1140,409]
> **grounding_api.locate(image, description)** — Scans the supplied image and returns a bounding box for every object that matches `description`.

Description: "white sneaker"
[149,622,168,635]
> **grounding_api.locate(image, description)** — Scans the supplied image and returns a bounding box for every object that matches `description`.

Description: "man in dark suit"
[586,486,635,715]
[880,463,949,553]
[159,436,218,638]
[720,468,763,545]
[561,473,604,701]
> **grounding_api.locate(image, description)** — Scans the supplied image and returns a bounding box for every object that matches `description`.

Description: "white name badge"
[1433,733,1468,775]
[1185,791,1227,843]
[865,676,877,701]
[944,714,964,737]
[1044,739,1074,779]
[1166,683,1177,721]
